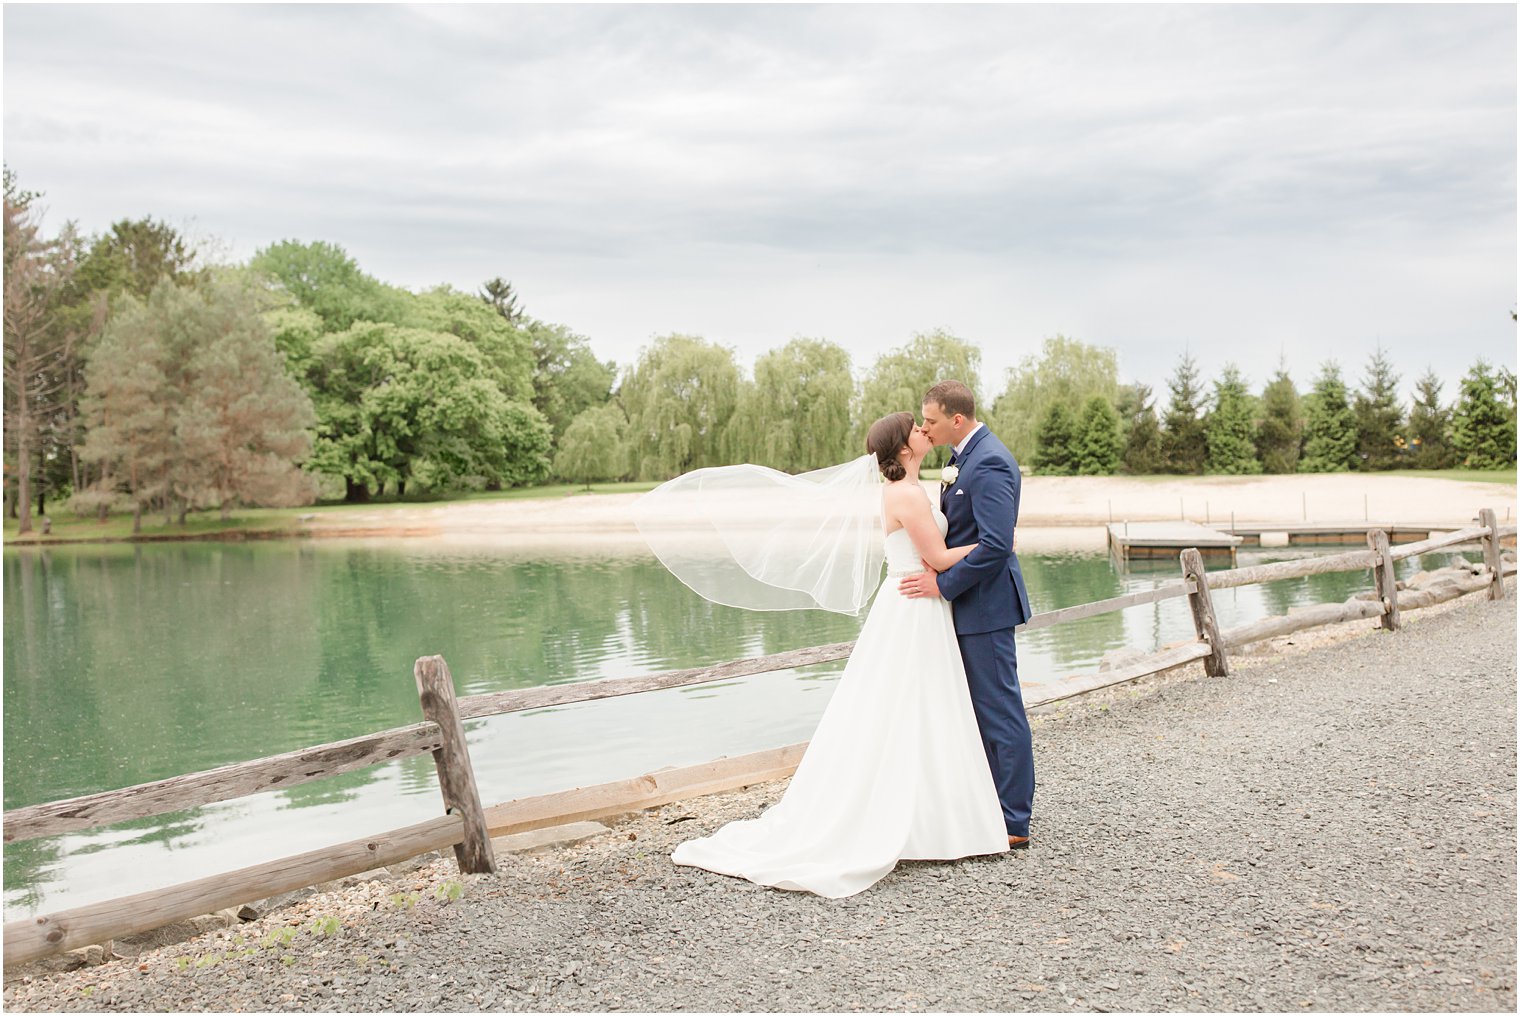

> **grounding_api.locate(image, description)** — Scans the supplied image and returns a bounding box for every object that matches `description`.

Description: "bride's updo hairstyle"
[866,411,915,482]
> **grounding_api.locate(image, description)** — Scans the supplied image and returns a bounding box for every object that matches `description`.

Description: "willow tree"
[728,337,854,470]
[619,333,741,480]
[987,335,1119,465]
[554,403,628,488]
[858,329,981,467]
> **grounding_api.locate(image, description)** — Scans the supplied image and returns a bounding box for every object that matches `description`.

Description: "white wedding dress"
[671,499,1009,898]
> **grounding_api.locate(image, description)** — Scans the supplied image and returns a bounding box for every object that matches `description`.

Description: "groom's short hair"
[924,380,976,421]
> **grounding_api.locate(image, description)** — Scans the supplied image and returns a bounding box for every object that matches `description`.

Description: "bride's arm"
[885,485,979,572]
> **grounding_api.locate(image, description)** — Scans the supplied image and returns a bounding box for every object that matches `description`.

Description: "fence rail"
[3,509,1513,966]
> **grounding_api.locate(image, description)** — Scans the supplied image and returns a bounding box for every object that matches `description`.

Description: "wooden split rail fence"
[3,509,1514,965]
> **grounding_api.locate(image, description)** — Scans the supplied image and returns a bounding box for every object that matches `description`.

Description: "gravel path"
[6,588,1515,1012]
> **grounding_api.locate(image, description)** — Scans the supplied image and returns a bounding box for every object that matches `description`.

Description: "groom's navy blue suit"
[936,425,1035,838]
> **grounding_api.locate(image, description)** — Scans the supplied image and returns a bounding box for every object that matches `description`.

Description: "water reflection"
[2,539,1479,918]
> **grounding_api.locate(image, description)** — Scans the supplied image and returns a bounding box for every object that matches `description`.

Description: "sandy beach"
[302,473,1516,553]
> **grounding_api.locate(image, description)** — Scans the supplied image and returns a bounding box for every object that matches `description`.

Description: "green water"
[2,539,1468,917]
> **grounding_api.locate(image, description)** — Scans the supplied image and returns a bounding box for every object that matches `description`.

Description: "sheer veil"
[632,454,886,615]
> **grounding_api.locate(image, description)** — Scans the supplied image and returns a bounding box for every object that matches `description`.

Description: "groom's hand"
[899,569,942,599]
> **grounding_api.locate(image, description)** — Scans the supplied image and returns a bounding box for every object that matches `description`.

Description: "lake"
[1,537,1470,919]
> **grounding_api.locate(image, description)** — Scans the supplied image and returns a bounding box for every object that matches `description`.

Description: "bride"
[637,411,1008,899]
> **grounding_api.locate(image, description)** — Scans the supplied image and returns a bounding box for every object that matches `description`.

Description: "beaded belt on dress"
[886,568,921,578]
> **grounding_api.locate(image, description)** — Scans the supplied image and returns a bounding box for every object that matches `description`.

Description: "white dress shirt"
[952,422,984,460]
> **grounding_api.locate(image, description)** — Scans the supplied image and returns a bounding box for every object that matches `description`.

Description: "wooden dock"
[1108,519,1514,566]
[1108,521,1242,566]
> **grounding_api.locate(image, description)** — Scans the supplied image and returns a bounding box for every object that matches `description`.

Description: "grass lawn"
[1383,468,1516,485]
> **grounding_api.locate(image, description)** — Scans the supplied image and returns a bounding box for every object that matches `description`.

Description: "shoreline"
[5,474,1513,554]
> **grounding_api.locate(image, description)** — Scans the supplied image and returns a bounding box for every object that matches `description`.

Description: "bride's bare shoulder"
[882,481,928,510]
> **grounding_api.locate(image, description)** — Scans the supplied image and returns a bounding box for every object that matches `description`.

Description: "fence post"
[1367,529,1400,631]
[414,656,496,874]
[1180,548,1230,677]
[1480,508,1506,601]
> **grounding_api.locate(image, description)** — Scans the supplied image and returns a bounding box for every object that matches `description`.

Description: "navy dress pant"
[958,627,1035,838]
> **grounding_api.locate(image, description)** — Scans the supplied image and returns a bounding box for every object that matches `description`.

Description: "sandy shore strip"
[6,581,1513,1012]
[296,474,1515,554]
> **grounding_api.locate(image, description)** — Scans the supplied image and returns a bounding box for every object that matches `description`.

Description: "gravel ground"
[6,587,1515,1013]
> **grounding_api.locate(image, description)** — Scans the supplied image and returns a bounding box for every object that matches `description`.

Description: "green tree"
[1032,402,1079,475]
[1300,362,1358,472]
[1406,369,1452,468]
[1255,366,1304,474]
[49,217,202,503]
[1116,383,1164,474]
[306,323,550,498]
[1075,395,1122,475]
[727,337,855,470]
[1449,359,1516,469]
[78,279,318,527]
[986,335,1120,465]
[3,184,77,531]
[1161,352,1208,474]
[76,310,171,532]
[618,334,741,480]
[250,240,408,332]
[553,404,628,488]
[1205,364,1260,474]
[521,319,617,441]
[175,275,317,518]
[479,277,525,324]
[407,286,535,402]
[857,329,981,465]
[1353,347,1403,471]
[69,217,201,305]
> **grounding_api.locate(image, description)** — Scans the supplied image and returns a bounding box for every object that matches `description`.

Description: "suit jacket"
[936,425,1033,634]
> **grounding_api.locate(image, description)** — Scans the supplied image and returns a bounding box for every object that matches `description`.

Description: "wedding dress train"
[672,503,1008,898]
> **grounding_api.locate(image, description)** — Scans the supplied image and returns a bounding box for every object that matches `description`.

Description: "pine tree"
[1161,352,1207,474]
[1353,347,1403,471]
[1449,359,1516,469]
[1117,383,1164,474]
[1300,362,1358,472]
[1205,364,1260,474]
[1406,368,1452,469]
[1075,396,1122,475]
[1032,402,1078,475]
[1255,366,1304,473]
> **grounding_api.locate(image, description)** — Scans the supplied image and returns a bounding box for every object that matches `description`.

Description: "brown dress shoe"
[1008,835,1031,849]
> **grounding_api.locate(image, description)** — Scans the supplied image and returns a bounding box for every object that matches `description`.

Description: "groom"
[900,380,1036,849]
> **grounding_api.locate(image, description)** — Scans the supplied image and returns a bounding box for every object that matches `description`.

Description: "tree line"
[5,167,1515,535]
[1018,341,1516,477]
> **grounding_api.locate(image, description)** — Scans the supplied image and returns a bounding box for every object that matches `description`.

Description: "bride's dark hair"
[866,412,915,482]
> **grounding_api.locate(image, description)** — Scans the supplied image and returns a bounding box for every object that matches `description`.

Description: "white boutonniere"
[940,464,959,488]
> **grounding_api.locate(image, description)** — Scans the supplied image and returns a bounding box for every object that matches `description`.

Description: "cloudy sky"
[5,4,1515,404]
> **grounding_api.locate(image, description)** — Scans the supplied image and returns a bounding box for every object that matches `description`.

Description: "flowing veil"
[631,454,886,615]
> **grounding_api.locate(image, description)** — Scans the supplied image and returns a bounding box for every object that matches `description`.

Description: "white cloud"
[4,3,1513,402]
